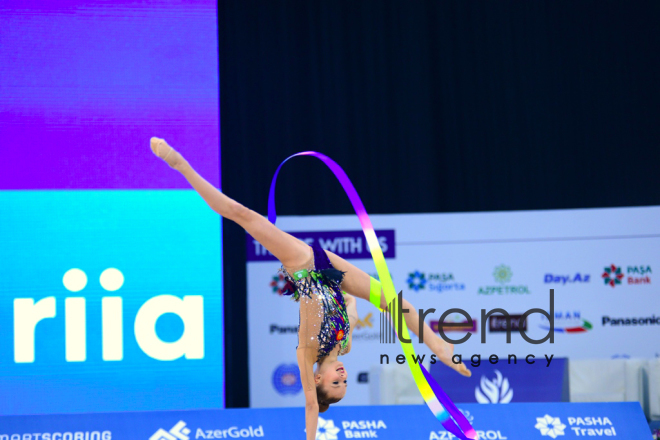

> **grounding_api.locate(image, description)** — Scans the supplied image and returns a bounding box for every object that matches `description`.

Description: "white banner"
[247,206,659,407]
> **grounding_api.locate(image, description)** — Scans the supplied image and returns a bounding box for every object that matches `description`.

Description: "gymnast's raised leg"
[150,137,470,377]
[150,137,311,270]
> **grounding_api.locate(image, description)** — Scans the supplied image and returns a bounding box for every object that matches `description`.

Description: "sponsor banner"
[246,230,395,261]
[0,402,650,439]
[430,358,568,404]
[247,209,660,407]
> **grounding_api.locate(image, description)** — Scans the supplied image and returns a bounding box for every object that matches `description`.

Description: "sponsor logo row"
[432,312,659,335]
[152,418,389,440]
[403,264,650,294]
[152,421,263,439]
[0,433,112,440]
[269,264,652,297]
[0,412,628,440]
[269,310,659,342]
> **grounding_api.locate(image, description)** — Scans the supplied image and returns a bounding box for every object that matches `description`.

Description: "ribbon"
[268,152,477,439]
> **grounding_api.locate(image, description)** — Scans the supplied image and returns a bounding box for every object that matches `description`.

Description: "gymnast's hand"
[344,292,357,319]
[434,340,471,377]
[343,292,356,308]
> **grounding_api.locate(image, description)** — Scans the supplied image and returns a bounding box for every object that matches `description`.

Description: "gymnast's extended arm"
[297,348,319,440]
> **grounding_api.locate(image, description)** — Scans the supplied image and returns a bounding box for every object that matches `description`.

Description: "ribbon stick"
[268,152,477,440]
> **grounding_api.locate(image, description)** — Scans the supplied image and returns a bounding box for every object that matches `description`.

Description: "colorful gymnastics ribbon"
[268,152,477,440]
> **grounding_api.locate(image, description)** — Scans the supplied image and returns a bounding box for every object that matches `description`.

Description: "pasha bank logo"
[602,264,652,287]
[270,272,294,296]
[14,268,204,363]
[316,418,340,440]
[313,418,388,439]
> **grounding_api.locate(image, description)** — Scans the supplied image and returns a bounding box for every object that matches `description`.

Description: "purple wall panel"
[0,0,219,189]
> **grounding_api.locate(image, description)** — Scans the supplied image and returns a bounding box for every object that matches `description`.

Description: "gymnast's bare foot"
[150,137,186,170]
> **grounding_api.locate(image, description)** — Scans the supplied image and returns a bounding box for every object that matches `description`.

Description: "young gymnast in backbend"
[150,137,470,440]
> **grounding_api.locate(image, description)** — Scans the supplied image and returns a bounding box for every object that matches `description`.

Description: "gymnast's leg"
[324,250,471,377]
[150,137,311,269]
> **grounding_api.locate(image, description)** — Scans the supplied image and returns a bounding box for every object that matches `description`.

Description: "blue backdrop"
[0,191,223,414]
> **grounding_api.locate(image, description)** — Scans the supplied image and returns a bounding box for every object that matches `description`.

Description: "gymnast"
[150,138,470,440]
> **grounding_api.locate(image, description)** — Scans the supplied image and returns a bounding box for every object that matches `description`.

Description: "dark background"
[218,0,660,407]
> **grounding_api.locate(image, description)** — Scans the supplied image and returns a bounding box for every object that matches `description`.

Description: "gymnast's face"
[316,360,348,400]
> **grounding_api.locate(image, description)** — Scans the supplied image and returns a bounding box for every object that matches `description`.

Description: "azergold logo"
[356,313,373,329]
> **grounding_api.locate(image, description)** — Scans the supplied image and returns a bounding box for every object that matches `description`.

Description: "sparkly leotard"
[280,243,350,363]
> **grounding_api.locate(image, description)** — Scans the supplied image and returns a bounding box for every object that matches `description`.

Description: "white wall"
[247,206,659,407]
